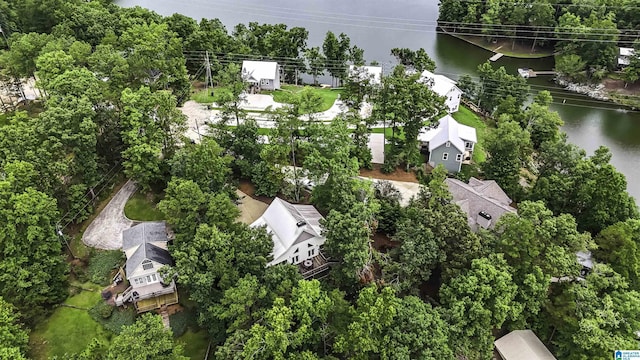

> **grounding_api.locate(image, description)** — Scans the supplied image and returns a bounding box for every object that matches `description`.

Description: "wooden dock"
[489,53,504,62]
[517,68,557,78]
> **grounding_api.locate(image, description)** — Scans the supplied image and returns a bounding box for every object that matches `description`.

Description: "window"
[145,273,157,283]
[442,152,449,161]
[308,248,315,257]
[133,277,144,285]
[445,141,451,147]
[456,154,463,162]
[294,248,299,253]
[260,79,269,86]
[291,255,300,264]
[465,141,472,149]
[142,260,153,270]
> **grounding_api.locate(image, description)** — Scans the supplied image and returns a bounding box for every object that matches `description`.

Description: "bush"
[89,300,136,334]
[87,250,125,285]
[169,309,198,337]
[89,301,113,319]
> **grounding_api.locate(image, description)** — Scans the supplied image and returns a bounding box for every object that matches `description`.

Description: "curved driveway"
[82,180,137,250]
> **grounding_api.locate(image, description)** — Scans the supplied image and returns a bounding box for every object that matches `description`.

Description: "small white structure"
[348,65,383,85]
[418,115,477,173]
[495,330,557,360]
[241,60,281,91]
[419,70,462,113]
[618,47,635,67]
[251,198,327,270]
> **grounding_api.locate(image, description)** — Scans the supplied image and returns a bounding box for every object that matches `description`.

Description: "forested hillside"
[439,0,640,82]
[1,1,640,359]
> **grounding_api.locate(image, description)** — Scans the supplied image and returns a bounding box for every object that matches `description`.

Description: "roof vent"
[478,211,492,220]
[296,220,307,227]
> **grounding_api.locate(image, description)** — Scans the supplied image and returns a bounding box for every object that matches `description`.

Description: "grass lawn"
[452,105,488,163]
[30,284,110,359]
[177,329,210,359]
[191,88,218,104]
[271,85,343,112]
[124,191,165,221]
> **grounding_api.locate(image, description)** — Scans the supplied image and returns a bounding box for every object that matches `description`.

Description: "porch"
[115,280,179,313]
[298,252,333,279]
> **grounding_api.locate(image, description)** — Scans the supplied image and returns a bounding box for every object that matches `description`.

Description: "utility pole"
[56,224,76,259]
[204,51,214,97]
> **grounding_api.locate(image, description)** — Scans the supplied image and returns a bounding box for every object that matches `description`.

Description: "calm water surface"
[117,0,640,200]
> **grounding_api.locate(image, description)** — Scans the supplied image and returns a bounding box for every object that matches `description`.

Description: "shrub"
[169,309,198,337]
[87,250,125,285]
[89,300,136,334]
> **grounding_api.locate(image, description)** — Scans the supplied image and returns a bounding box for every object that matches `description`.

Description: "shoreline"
[438,27,554,59]
[553,76,640,110]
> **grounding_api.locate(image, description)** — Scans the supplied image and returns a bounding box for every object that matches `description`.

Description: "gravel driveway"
[82,180,137,250]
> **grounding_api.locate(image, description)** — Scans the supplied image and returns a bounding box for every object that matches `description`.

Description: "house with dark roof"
[446,177,517,231]
[418,115,477,173]
[242,60,281,91]
[251,198,330,279]
[115,222,178,313]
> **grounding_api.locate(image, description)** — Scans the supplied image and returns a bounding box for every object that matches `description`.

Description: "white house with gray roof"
[446,177,516,231]
[242,60,281,91]
[115,222,178,312]
[419,70,462,113]
[348,65,383,86]
[251,198,330,278]
[495,330,557,360]
[418,115,477,173]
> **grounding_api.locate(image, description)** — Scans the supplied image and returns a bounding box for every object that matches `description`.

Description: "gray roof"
[122,222,172,277]
[418,115,477,153]
[446,177,516,230]
[495,330,557,360]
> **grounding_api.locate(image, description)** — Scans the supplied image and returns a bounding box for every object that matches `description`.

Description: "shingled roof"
[122,222,173,278]
[446,177,516,230]
[418,115,477,153]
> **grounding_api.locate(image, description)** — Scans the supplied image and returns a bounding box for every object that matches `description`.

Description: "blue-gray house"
[418,115,477,173]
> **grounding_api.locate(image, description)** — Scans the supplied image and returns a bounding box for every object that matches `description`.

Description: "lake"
[117,0,640,200]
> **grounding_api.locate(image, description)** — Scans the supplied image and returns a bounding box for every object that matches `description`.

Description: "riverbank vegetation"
[0,1,639,360]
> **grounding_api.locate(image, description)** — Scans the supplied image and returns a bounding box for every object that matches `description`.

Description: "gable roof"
[242,60,278,82]
[349,65,383,85]
[446,177,516,230]
[419,70,460,97]
[495,330,557,360]
[418,115,477,152]
[250,198,324,263]
[122,222,173,278]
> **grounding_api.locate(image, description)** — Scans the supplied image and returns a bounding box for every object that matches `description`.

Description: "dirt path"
[82,180,137,250]
[236,189,268,224]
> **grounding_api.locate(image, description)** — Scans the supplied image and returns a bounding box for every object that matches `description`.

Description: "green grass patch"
[124,191,165,221]
[270,85,343,112]
[29,287,110,359]
[87,250,125,285]
[177,329,209,360]
[452,105,488,163]
[170,308,199,337]
[191,88,218,104]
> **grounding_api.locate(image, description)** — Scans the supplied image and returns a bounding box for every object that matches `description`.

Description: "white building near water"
[619,47,636,67]
[348,65,383,85]
[241,60,281,91]
[419,70,463,113]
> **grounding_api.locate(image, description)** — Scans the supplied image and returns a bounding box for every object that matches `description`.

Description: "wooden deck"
[135,292,179,313]
[298,252,333,279]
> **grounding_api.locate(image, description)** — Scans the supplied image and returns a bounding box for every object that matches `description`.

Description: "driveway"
[236,190,268,224]
[82,180,137,250]
[368,133,385,164]
[180,100,210,143]
[242,94,285,111]
[358,177,421,207]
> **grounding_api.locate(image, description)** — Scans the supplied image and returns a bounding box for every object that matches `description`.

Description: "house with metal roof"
[618,47,636,67]
[418,114,477,173]
[495,330,557,360]
[419,69,462,113]
[241,60,281,91]
[251,198,330,278]
[348,65,383,85]
[115,222,178,313]
[445,177,516,231]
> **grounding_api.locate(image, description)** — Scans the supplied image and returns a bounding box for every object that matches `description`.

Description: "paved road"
[82,180,137,250]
